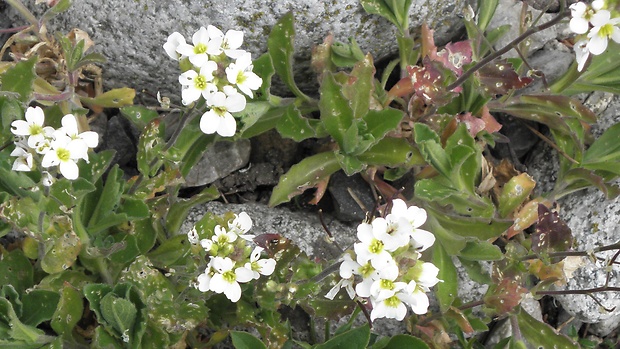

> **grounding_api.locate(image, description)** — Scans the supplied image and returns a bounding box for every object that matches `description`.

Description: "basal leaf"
[267,12,310,101]
[276,104,321,141]
[315,324,370,349]
[120,106,160,129]
[358,137,424,167]
[432,242,457,312]
[413,123,451,178]
[21,290,60,327]
[252,53,275,101]
[382,334,429,349]
[0,248,33,294]
[477,59,533,96]
[320,72,355,150]
[50,285,82,335]
[516,306,579,348]
[343,54,375,119]
[269,151,341,206]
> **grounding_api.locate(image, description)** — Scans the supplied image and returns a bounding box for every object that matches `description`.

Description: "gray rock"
[525,94,620,336]
[103,114,136,167]
[5,0,467,98]
[488,0,565,58]
[184,139,251,187]
[181,201,356,261]
[327,171,376,222]
[484,295,543,348]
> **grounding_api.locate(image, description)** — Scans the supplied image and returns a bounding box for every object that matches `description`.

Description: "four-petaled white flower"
[354,222,396,270]
[228,212,254,240]
[587,10,620,55]
[200,91,246,137]
[41,132,86,180]
[208,26,245,58]
[209,256,254,302]
[212,225,238,246]
[11,106,54,149]
[60,114,99,161]
[226,52,263,97]
[240,246,276,280]
[179,61,218,105]
[176,26,223,67]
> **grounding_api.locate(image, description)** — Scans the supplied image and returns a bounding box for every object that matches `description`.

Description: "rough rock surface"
[526,93,620,336]
[6,0,467,98]
[185,139,252,187]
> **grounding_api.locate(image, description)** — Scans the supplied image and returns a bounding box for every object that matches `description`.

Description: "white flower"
[370,278,408,304]
[200,238,213,252]
[570,2,594,34]
[326,253,360,300]
[389,200,436,252]
[11,106,54,149]
[176,26,223,67]
[227,212,254,240]
[10,145,33,171]
[209,256,254,302]
[226,52,263,97]
[59,114,99,163]
[574,38,590,71]
[200,91,246,137]
[163,32,187,61]
[369,283,409,321]
[413,262,442,291]
[208,26,245,58]
[587,10,620,55]
[354,222,396,269]
[355,257,398,298]
[373,216,412,251]
[196,262,214,292]
[179,61,218,105]
[212,225,238,246]
[240,246,276,280]
[40,133,86,180]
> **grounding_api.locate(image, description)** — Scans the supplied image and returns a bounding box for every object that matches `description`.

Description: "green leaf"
[498,173,536,218]
[432,242,457,312]
[80,88,135,108]
[276,104,321,141]
[50,285,82,335]
[21,290,60,327]
[0,56,36,103]
[86,165,124,231]
[458,240,504,261]
[360,0,399,29]
[413,123,451,178]
[0,298,53,345]
[343,54,375,119]
[430,210,511,240]
[315,324,371,349]
[92,326,123,349]
[40,217,82,274]
[331,37,366,68]
[100,293,137,336]
[583,122,620,165]
[358,137,424,167]
[146,234,190,269]
[238,101,282,138]
[476,0,499,32]
[230,331,267,349]
[269,151,341,206]
[165,185,220,234]
[516,307,579,348]
[0,248,33,294]
[382,334,429,349]
[252,53,275,101]
[320,73,355,150]
[362,108,404,146]
[267,12,311,101]
[120,106,160,129]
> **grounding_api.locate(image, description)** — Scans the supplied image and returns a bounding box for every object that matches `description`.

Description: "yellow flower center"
[56,148,70,162]
[379,279,395,290]
[194,75,207,90]
[223,270,236,283]
[368,239,384,254]
[599,23,615,38]
[29,124,43,135]
[384,295,400,308]
[194,43,207,55]
[359,263,374,278]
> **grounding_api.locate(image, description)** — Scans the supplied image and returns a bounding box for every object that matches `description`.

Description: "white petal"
[11,120,30,136]
[588,34,608,55]
[217,113,237,137]
[61,114,79,137]
[591,10,611,27]
[192,27,209,46]
[176,43,196,57]
[411,229,436,252]
[570,18,589,34]
[200,110,221,134]
[59,160,79,180]
[196,273,211,292]
[189,53,209,67]
[179,70,198,86]
[224,30,244,49]
[41,151,59,167]
[235,267,254,283]
[224,281,242,302]
[207,25,224,40]
[257,259,276,276]
[209,273,228,293]
[79,131,99,148]
[611,27,620,43]
[25,106,45,126]
[182,87,201,105]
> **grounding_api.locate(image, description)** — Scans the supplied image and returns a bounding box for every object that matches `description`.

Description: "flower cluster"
[569,0,620,71]
[10,106,98,181]
[164,26,262,137]
[188,212,276,302]
[326,199,441,322]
